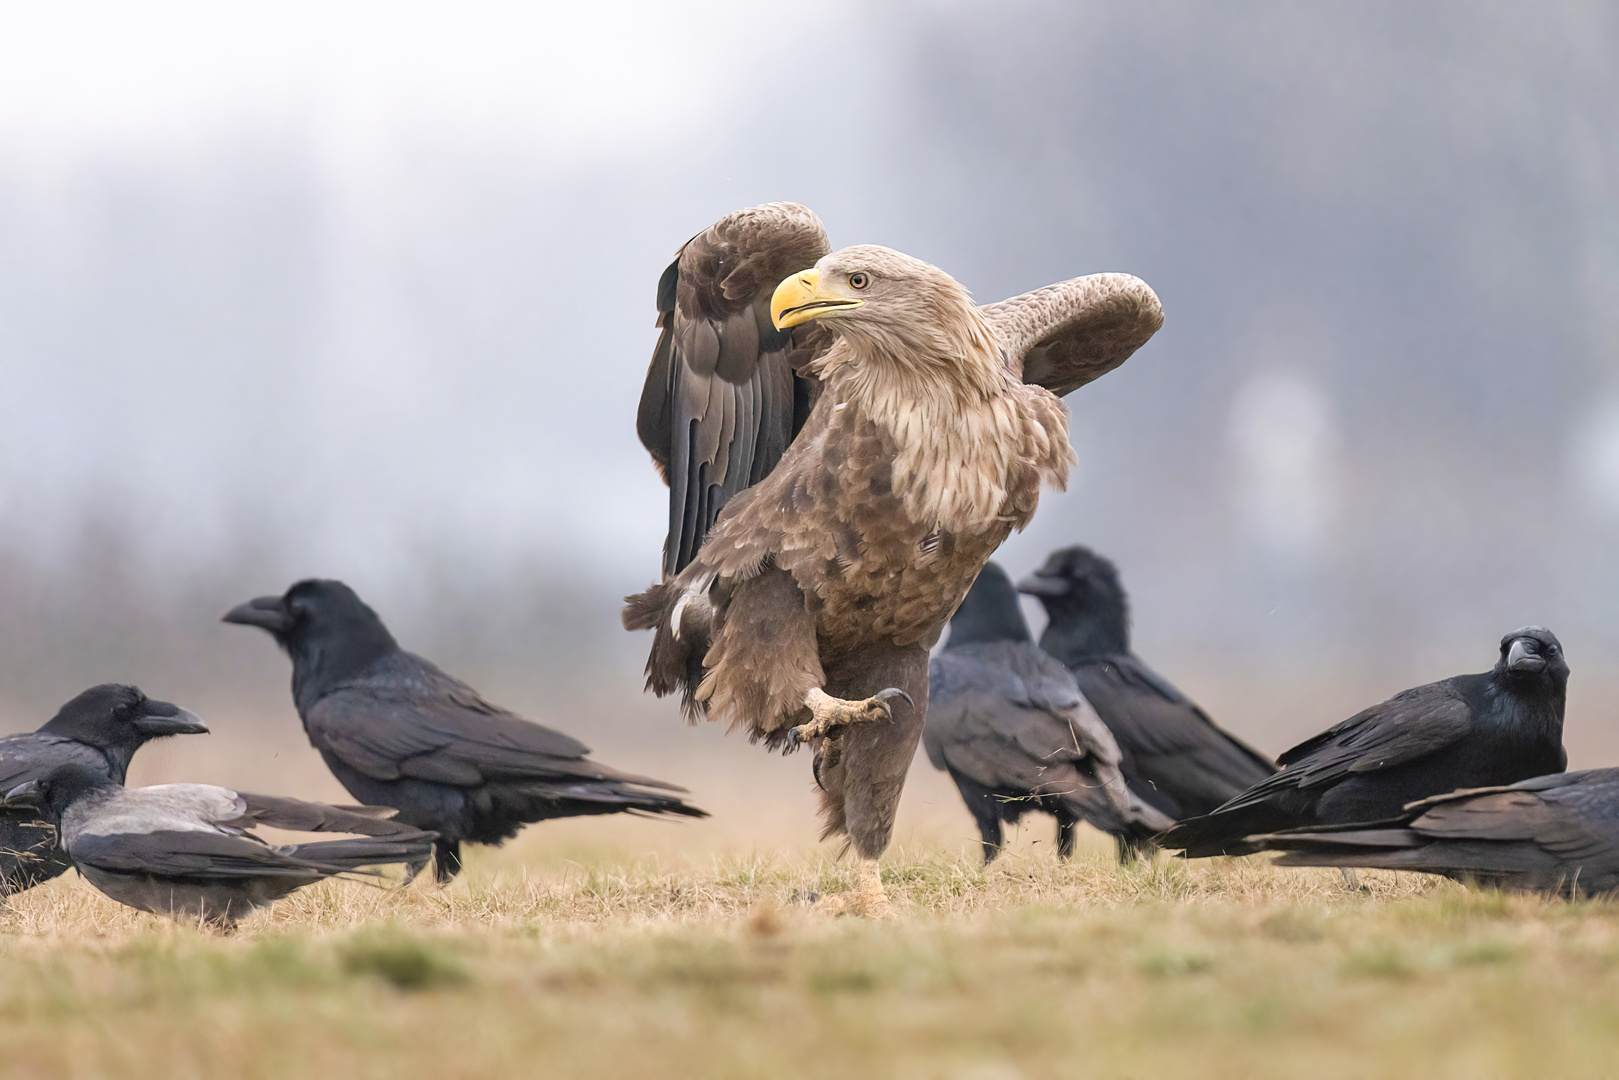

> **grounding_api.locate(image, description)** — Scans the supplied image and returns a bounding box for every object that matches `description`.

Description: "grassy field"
[3,820,1619,1080]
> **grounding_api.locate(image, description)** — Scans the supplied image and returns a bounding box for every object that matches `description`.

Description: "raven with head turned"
[225,579,707,883]
[1251,768,1619,896]
[1160,627,1569,858]
[925,563,1173,864]
[0,685,208,895]
[4,762,434,927]
[1018,546,1275,845]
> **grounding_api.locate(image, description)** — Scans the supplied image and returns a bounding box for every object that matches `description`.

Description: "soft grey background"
[1,1,1615,821]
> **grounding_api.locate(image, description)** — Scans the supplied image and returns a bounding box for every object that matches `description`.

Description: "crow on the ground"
[1160,627,1570,858]
[1017,546,1275,847]
[3,763,435,927]
[1250,769,1619,896]
[0,685,208,895]
[925,563,1175,864]
[225,580,708,883]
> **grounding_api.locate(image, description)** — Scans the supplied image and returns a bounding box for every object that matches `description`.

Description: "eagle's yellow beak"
[771,269,864,330]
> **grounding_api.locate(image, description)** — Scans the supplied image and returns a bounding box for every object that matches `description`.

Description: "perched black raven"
[1017,546,1275,843]
[225,579,708,882]
[924,563,1174,864]
[0,685,208,895]
[1252,769,1619,896]
[1160,627,1570,858]
[3,763,435,927]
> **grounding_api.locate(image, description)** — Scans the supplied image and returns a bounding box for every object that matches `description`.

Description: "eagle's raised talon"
[790,686,910,745]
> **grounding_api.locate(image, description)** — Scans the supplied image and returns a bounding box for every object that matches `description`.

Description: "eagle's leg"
[810,644,929,917]
[812,858,890,917]
[852,858,888,915]
[789,687,912,745]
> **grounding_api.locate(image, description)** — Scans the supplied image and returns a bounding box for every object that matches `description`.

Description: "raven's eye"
[849,272,870,290]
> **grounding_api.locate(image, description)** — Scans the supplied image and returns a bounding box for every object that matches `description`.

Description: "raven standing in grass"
[226,580,707,883]
[0,685,208,895]
[925,563,1174,864]
[1160,627,1569,858]
[1251,769,1619,896]
[1017,546,1275,843]
[3,763,435,927]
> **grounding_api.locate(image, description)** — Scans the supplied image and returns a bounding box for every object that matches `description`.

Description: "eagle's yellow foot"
[789,687,911,746]
[814,859,892,918]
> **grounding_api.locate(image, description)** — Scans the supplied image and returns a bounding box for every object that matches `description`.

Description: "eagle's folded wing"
[636,202,832,576]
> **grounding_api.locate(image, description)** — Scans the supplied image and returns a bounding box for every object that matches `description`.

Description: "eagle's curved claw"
[789,687,911,745]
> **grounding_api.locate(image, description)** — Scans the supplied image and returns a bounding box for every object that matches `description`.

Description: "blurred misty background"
[1,1,1616,814]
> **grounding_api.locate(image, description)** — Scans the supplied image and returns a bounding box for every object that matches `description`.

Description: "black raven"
[1017,546,1275,845]
[3,763,435,927]
[1252,769,1619,896]
[0,685,208,895]
[1160,626,1570,857]
[924,563,1174,864]
[225,579,708,882]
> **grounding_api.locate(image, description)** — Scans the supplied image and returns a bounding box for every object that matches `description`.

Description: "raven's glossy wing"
[307,653,688,793]
[0,733,107,789]
[1260,769,1619,893]
[1071,653,1274,817]
[1273,680,1475,784]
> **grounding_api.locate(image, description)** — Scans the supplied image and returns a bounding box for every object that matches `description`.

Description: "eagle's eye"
[848,272,870,290]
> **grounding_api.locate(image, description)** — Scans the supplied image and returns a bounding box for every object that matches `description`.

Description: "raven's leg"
[1340,867,1360,890]
[1115,834,1145,864]
[433,840,462,884]
[1056,810,1078,861]
[952,773,1004,864]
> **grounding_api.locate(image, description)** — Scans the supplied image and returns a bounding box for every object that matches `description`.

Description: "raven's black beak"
[223,596,293,633]
[1016,573,1068,598]
[132,699,210,737]
[1506,638,1547,673]
[2,780,40,808]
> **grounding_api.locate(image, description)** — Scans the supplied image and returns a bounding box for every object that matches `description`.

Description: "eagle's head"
[770,245,1001,391]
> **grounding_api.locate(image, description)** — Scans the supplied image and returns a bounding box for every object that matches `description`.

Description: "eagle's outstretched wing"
[980,272,1164,397]
[635,206,1164,576]
[635,202,832,577]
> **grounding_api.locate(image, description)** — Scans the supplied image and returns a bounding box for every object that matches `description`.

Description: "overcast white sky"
[0,1,1615,684]
[0,2,849,158]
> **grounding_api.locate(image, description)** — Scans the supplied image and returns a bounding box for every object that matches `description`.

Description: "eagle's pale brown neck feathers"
[810,274,1073,537]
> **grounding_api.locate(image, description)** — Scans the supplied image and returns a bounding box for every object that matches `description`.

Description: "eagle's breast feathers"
[671,321,1072,653]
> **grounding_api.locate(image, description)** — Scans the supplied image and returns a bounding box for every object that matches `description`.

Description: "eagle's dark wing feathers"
[635,202,832,576]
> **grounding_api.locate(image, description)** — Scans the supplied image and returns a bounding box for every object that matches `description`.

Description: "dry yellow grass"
[2,822,1618,1080]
